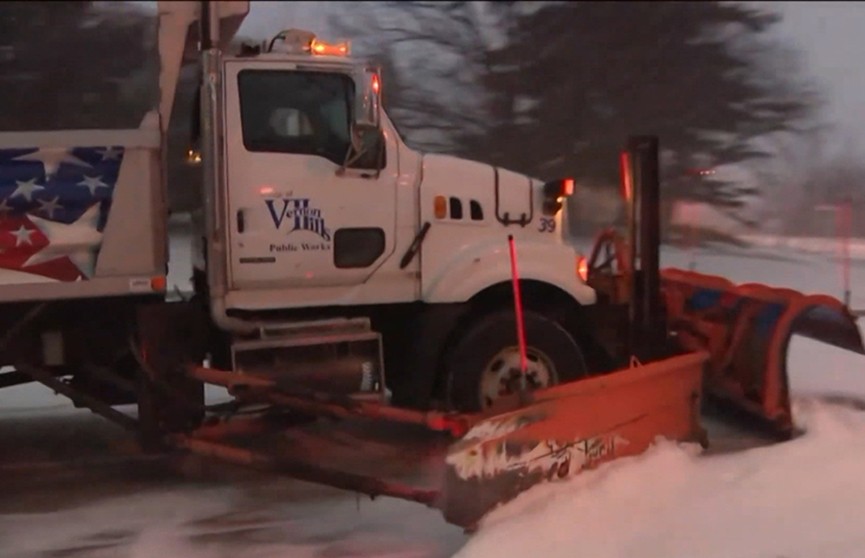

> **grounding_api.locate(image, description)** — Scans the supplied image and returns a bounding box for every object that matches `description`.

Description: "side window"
[237,70,353,166]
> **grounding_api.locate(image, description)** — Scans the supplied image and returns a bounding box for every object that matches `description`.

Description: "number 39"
[538,217,556,233]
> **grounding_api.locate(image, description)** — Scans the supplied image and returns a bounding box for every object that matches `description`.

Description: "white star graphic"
[11,225,33,247]
[97,147,122,161]
[24,204,103,278]
[36,196,62,219]
[13,148,92,179]
[0,198,12,216]
[11,178,45,202]
[77,175,109,196]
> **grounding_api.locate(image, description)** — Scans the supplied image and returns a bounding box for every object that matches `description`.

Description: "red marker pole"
[508,235,529,392]
[841,200,852,307]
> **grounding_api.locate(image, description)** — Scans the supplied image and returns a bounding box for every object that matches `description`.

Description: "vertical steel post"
[626,136,663,359]
[199,1,212,50]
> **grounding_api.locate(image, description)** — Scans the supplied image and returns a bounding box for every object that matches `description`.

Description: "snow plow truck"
[0,1,862,529]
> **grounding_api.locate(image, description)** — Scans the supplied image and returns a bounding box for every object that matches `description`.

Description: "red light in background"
[259,186,274,195]
[372,74,380,94]
[562,178,575,197]
[685,168,716,177]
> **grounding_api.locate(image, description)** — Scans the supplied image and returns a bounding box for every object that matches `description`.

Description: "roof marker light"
[310,38,350,56]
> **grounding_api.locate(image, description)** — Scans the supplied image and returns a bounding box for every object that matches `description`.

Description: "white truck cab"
[187,28,603,412]
[196,29,595,314]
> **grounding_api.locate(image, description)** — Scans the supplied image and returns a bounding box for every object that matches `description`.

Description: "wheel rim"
[479,345,558,409]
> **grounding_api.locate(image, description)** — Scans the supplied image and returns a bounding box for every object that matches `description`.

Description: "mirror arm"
[336,139,366,176]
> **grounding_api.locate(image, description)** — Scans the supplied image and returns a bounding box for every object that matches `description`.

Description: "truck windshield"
[238,69,353,165]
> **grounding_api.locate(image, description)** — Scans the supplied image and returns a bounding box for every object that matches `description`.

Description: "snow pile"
[456,398,865,558]
[456,331,865,558]
[739,233,865,261]
[455,245,865,558]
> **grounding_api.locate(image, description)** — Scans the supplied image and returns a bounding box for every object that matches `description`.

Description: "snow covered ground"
[457,240,865,558]
[456,399,865,558]
[2,225,865,557]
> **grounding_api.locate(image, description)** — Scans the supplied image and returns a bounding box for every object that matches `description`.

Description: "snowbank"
[455,244,865,558]
[741,233,865,260]
[456,329,865,558]
[456,398,865,558]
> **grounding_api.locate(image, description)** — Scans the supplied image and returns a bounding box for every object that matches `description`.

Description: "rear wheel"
[446,309,588,412]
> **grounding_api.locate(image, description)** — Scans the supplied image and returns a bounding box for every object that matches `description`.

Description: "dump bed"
[0,1,249,304]
[0,115,167,302]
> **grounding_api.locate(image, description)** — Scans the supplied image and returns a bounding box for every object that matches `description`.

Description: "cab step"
[230,317,387,402]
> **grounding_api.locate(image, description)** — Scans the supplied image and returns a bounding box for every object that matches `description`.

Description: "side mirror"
[541,177,575,215]
[354,67,381,129]
[345,123,385,172]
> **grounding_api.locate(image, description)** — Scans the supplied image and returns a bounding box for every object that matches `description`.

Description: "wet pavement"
[0,406,470,558]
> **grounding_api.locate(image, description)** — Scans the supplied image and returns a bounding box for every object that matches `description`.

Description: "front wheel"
[446,309,588,412]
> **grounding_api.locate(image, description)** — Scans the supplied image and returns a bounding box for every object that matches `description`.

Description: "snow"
[742,233,865,260]
[453,243,865,558]
[3,230,865,557]
[0,483,464,557]
[455,400,865,558]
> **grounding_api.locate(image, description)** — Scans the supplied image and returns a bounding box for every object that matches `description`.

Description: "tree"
[750,125,865,237]
[0,1,158,132]
[329,1,822,234]
[329,1,491,153]
[474,3,821,218]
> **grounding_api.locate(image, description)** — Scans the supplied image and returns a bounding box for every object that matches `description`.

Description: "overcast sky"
[761,2,865,155]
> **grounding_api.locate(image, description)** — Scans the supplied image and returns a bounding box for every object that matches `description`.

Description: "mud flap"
[661,268,865,436]
[437,352,706,528]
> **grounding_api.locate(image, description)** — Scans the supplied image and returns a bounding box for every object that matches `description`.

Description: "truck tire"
[446,309,588,412]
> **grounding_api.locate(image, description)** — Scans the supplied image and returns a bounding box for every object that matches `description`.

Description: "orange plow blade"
[177,352,705,529]
[436,351,706,527]
[661,268,865,436]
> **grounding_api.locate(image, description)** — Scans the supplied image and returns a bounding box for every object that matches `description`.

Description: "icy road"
[1,223,865,558]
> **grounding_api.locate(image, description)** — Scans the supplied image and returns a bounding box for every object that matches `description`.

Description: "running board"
[230,317,387,402]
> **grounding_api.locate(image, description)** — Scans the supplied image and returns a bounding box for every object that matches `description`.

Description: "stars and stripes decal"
[0,146,124,282]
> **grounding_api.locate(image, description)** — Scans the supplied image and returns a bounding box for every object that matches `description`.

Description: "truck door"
[222,61,397,291]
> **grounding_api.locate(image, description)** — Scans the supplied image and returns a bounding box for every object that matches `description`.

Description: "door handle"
[236,209,245,233]
[399,221,431,269]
